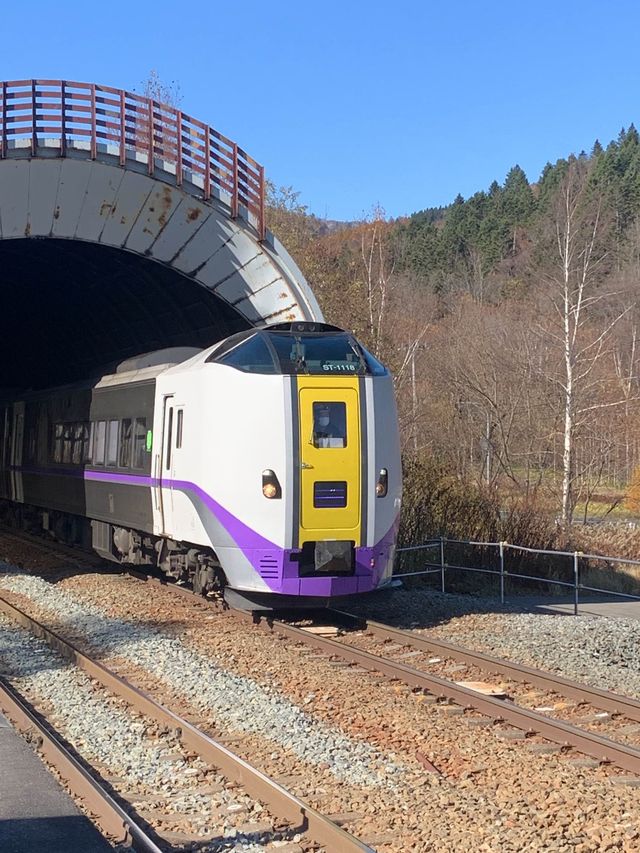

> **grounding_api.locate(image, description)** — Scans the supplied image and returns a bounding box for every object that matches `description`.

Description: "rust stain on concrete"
[158,187,173,227]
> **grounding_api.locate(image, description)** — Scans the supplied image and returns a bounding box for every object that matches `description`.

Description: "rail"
[0,79,266,239]
[395,537,640,615]
[0,593,373,853]
[257,613,640,775]
[0,676,163,851]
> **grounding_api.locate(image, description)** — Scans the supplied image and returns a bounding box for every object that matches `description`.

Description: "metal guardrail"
[395,536,640,615]
[0,79,266,239]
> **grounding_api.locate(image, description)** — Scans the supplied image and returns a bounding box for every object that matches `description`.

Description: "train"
[0,322,401,607]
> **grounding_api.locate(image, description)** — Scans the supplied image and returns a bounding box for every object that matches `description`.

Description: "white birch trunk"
[561,194,574,526]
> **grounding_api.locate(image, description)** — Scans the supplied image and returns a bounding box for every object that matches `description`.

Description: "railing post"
[204,126,211,201]
[231,142,239,220]
[1,81,6,159]
[440,535,445,593]
[499,541,505,604]
[90,83,96,160]
[147,99,155,176]
[60,81,67,157]
[176,110,183,186]
[573,551,580,616]
[258,163,266,241]
[31,79,37,156]
[119,90,126,166]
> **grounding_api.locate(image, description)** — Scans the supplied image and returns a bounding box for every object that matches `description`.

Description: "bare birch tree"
[359,205,395,358]
[540,159,632,524]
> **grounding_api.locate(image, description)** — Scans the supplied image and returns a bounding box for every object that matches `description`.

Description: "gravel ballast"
[0,614,293,851]
[0,568,404,789]
[350,588,640,698]
[5,561,640,851]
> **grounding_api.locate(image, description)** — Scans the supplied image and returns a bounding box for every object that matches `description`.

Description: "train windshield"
[207,330,389,376]
[267,332,366,375]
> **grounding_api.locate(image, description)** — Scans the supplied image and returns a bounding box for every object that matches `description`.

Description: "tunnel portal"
[0,79,322,391]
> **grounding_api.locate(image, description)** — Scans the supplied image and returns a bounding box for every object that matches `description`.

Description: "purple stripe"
[9,463,399,596]
[170,478,276,553]
[11,464,156,485]
[85,470,159,486]
[10,463,276,555]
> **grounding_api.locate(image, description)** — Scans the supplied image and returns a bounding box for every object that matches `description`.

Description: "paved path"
[504,594,640,621]
[0,711,111,853]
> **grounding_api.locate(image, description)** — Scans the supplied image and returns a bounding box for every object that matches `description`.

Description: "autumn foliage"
[267,127,640,542]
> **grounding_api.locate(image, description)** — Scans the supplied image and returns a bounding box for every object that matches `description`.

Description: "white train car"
[0,323,402,606]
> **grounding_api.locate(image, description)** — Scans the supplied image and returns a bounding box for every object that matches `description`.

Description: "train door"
[10,402,24,503]
[160,396,185,532]
[158,395,174,534]
[298,380,361,545]
[0,408,10,499]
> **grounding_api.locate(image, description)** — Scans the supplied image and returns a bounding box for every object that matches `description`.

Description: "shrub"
[624,465,640,515]
[399,454,499,547]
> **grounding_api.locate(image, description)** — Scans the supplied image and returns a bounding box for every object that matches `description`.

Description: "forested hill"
[396,126,640,295]
[267,125,640,542]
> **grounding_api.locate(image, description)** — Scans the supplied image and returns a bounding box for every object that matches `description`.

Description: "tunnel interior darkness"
[0,239,252,392]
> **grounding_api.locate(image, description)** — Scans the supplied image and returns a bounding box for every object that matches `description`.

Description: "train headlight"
[376,468,388,498]
[262,469,282,499]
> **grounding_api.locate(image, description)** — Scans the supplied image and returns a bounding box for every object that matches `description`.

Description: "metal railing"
[0,79,265,239]
[395,536,640,615]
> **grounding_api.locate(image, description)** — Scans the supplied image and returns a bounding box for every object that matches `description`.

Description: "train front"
[201,322,402,607]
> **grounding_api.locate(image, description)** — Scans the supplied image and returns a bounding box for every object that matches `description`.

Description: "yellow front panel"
[298,378,361,545]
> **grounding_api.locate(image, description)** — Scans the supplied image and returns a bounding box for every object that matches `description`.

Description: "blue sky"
[4,1,640,220]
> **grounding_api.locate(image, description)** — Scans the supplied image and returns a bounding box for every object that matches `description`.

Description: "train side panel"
[155,362,288,593]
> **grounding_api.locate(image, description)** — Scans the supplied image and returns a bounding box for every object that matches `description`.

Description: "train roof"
[115,348,203,373]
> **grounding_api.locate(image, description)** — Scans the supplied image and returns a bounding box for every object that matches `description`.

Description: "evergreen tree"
[501,165,535,253]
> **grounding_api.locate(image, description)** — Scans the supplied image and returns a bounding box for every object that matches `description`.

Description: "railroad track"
[329,609,640,725]
[4,535,640,848]
[0,674,163,852]
[4,529,640,804]
[0,593,373,853]
[0,523,109,571]
[120,573,640,779]
[249,607,640,780]
[122,572,640,779]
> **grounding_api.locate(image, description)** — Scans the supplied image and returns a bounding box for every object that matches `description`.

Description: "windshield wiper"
[291,337,307,373]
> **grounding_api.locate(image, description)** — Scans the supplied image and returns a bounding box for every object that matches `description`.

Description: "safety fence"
[0,79,265,238]
[394,536,640,615]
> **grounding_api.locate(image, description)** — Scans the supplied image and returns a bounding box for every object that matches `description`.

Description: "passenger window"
[106,420,119,467]
[82,423,92,463]
[72,424,85,464]
[312,402,347,448]
[132,418,147,469]
[176,410,183,448]
[62,424,73,463]
[53,423,64,463]
[3,412,12,468]
[93,421,106,465]
[26,426,37,463]
[119,419,132,468]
